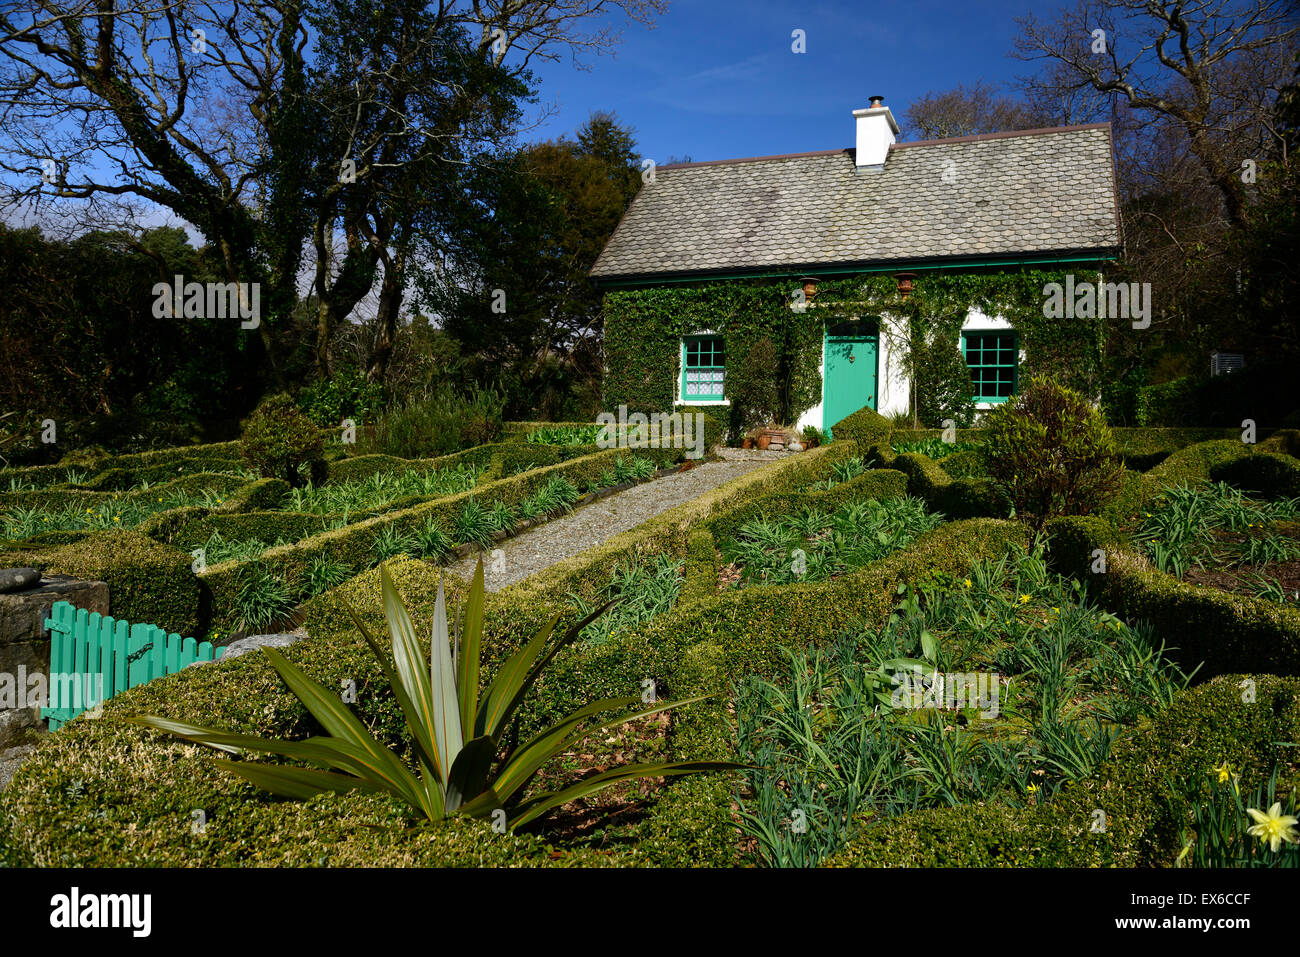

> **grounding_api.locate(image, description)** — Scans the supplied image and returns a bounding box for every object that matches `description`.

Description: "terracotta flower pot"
[741,436,755,450]
[756,433,771,451]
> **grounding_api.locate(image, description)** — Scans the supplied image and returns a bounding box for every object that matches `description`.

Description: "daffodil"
[1213,760,1233,784]
[1246,803,1299,852]
[1051,607,1059,614]
[1026,783,1039,794]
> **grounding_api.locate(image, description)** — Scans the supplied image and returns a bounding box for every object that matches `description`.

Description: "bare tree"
[0,0,667,382]
[1013,0,1299,227]
[903,80,1051,140]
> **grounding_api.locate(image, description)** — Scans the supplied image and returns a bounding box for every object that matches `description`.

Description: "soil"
[523,711,671,846]
[1166,522,1300,602]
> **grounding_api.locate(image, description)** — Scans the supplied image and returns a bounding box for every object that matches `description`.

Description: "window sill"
[675,399,731,406]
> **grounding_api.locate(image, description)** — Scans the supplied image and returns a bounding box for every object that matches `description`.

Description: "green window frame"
[961,330,1017,403]
[680,335,726,401]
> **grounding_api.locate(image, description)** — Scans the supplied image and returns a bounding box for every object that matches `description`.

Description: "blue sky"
[521,0,1068,162]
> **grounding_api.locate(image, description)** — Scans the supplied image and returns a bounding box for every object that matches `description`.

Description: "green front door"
[824,331,878,437]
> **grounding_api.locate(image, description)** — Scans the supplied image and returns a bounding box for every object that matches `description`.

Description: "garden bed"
[4,413,1299,869]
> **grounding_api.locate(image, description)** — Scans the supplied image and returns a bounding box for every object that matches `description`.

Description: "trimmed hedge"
[1259,428,1300,458]
[1140,439,1253,494]
[830,405,893,448]
[218,477,290,512]
[0,442,855,866]
[198,445,687,631]
[680,529,719,604]
[0,529,201,635]
[0,471,248,512]
[889,453,1008,519]
[829,674,1300,867]
[324,445,497,485]
[1209,451,1300,498]
[890,428,988,446]
[1044,515,1300,679]
[1110,427,1242,471]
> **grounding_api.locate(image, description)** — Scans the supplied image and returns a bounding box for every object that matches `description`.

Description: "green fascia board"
[592,251,1119,289]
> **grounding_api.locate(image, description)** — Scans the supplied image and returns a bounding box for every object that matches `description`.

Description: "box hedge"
[829,674,1300,867]
[1209,451,1300,498]
[1,444,844,867]
[198,445,687,631]
[889,453,1008,519]
[0,529,201,635]
[1044,515,1300,679]
[830,405,893,448]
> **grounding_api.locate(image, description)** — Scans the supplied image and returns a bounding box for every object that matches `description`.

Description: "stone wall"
[0,573,109,748]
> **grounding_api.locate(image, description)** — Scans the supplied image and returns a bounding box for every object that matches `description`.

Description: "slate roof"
[590,124,1120,283]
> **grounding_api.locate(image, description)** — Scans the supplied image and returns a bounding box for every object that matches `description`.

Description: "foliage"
[724,336,782,435]
[1136,361,1298,428]
[570,553,684,645]
[284,465,482,515]
[526,424,606,446]
[298,368,386,428]
[909,321,977,428]
[891,438,983,460]
[422,113,642,419]
[0,225,256,463]
[720,497,943,587]
[233,562,297,632]
[1132,482,1300,585]
[132,562,739,830]
[360,385,504,459]
[734,546,1192,867]
[1175,764,1300,868]
[240,395,326,489]
[981,376,1122,530]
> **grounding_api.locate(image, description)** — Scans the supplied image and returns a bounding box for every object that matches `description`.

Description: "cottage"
[590,96,1121,436]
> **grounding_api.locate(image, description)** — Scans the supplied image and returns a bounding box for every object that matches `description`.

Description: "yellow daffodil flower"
[1246,802,1299,853]
[1214,761,1233,784]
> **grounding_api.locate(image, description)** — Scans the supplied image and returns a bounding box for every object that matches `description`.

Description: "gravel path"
[449,449,789,592]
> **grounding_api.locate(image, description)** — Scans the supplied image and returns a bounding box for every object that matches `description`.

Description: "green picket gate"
[41,601,224,729]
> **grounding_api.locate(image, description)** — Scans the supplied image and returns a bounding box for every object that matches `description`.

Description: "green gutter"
[592,252,1119,289]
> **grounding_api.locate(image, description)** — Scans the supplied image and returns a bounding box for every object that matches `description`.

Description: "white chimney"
[853,95,900,170]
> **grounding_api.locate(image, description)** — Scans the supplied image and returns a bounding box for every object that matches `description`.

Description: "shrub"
[726,337,781,435]
[1209,452,1300,499]
[240,394,325,489]
[980,377,1122,531]
[830,405,892,448]
[297,367,385,428]
[911,327,976,428]
[362,385,504,459]
[0,529,202,635]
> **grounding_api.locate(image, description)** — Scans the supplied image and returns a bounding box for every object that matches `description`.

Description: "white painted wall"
[876,312,910,418]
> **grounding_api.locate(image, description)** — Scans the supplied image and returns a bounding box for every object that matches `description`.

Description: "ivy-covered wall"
[601,265,1108,430]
